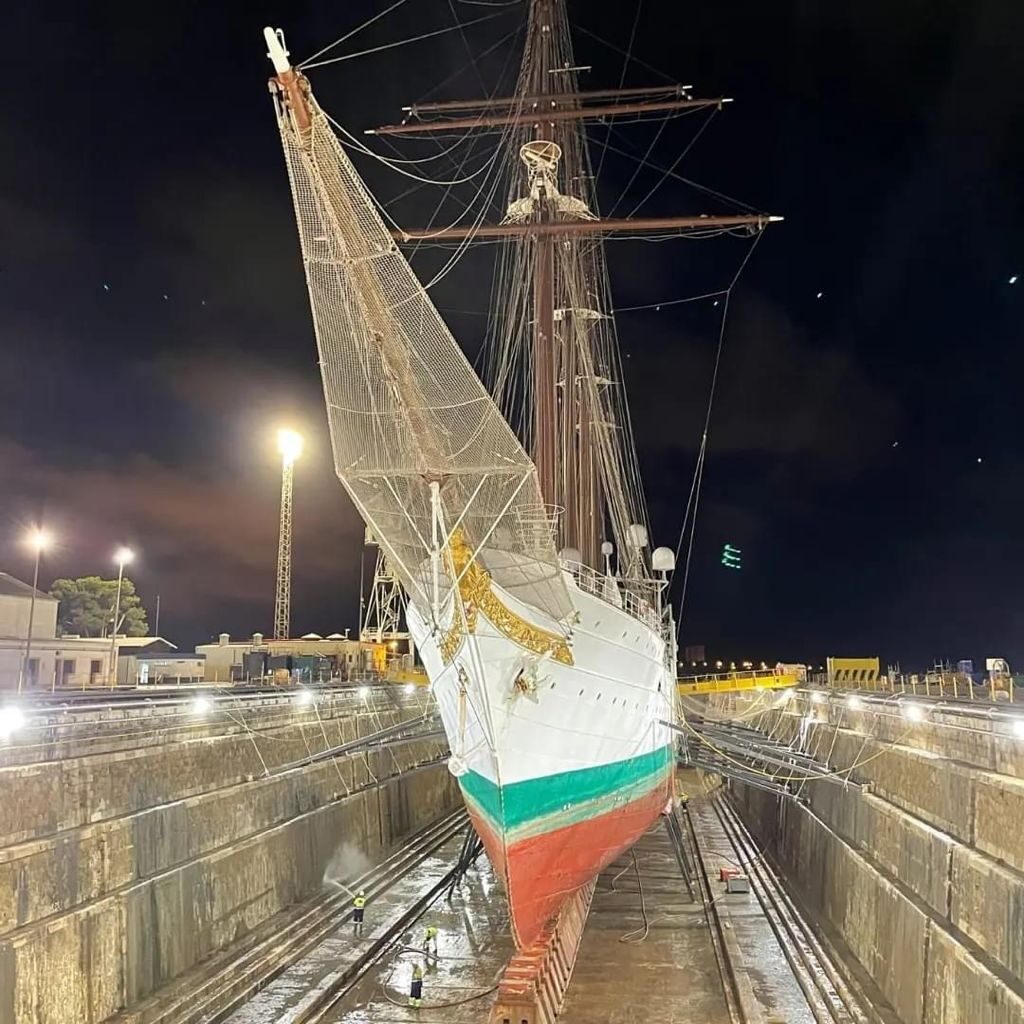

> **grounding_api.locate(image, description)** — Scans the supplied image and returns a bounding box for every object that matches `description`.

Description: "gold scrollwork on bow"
[437,529,573,667]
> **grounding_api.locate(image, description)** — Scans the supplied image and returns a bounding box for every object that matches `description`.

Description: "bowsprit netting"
[273,78,572,624]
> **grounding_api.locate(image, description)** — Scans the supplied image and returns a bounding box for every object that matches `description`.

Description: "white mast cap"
[264,27,292,75]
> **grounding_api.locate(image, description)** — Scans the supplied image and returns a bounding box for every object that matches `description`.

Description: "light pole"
[19,528,51,693]
[274,429,303,641]
[108,547,134,689]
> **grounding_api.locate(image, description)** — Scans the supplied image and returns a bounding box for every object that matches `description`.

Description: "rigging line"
[405,28,523,263]
[626,108,718,218]
[675,232,762,635]
[448,0,489,94]
[327,113,503,186]
[402,22,524,109]
[592,0,644,189]
[613,289,727,314]
[299,0,416,68]
[605,113,669,218]
[574,23,678,85]
[672,434,705,570]
[589,130,759,213]
[374,129,489,167]
[302,10,513,69]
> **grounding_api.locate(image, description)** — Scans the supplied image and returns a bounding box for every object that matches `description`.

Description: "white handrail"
[561,560,660,632]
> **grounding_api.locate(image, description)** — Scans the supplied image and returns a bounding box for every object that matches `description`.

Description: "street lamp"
[274,429,303,641]
[18,528,51,693]
[108,547,134,689]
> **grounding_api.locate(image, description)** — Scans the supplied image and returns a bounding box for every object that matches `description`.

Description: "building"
[113,637,205,687]
[0,572,113,690]
[195,632,385,684]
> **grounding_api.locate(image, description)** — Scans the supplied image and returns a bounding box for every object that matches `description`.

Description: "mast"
[373,2,781,569]
[530,0,557,510]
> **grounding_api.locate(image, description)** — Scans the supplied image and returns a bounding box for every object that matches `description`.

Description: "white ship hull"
[407,565,676,946]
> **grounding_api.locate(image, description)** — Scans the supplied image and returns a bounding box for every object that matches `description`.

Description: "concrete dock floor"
[689,799,816,1024]
[560,822,732,1024]
[228,800,829,1024]
[330,861,514,1023]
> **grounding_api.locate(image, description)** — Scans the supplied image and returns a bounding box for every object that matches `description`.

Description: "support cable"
[302,10,513,70]
[675,232,762,637]
[299,0,416,68]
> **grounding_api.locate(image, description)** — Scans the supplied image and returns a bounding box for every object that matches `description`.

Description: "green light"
[721,542,742,569]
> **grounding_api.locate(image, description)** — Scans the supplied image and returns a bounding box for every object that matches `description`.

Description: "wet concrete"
[224,796,829,1024]
[560,822,732,1024]
[222,832,485,1024]
[690,799,816,1024]
[329,859,513,1023]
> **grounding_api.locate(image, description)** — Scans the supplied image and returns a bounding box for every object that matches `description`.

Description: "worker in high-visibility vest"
[409,961,424,1008]
[424,924,439,957]
[352,890,366,935]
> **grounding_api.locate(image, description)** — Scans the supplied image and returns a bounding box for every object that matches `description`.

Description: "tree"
[49,576,149,637]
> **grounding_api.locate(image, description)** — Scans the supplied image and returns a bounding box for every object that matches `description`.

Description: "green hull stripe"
[461,745,673,835]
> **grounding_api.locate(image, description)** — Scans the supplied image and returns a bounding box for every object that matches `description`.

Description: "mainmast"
[373,1,781,569]
[527,0,558,523]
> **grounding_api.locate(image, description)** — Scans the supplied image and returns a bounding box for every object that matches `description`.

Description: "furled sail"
[266,32,571,624]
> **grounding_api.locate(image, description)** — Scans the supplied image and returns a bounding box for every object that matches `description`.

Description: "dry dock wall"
[724,697,1024,1024]
[0,692,458,1024]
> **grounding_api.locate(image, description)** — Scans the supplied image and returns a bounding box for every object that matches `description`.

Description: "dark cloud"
[628,292,898,472]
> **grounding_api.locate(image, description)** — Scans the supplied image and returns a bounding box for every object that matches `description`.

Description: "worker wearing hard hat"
[352,890,366,935]
[409,961,424,1007]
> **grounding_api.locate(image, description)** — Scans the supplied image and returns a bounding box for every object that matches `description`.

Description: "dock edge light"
[296,688,315,707]
[358,685,370,700]
[0,705,26,740]
[901,702,925,722]
[846,694,863,710]
[193,695,213,716]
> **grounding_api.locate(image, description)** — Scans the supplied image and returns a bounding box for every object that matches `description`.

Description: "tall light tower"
[108,547,134,689]
[274,429,303,640]
[19,527,52,693]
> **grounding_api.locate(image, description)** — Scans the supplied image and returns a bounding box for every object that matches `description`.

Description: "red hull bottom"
[467,777,673,947]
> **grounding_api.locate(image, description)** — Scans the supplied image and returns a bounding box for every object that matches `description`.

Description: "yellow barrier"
[676,670,800,696]
[389,668,430,687]
[827,656,880,689]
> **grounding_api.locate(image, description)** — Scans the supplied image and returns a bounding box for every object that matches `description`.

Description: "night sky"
[3,1,1022,668]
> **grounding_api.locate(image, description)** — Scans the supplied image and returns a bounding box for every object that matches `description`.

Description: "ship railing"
[560,560,661,632]
[513,504,563,555]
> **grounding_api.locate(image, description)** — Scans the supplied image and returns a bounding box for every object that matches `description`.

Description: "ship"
[262,2,776,948]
